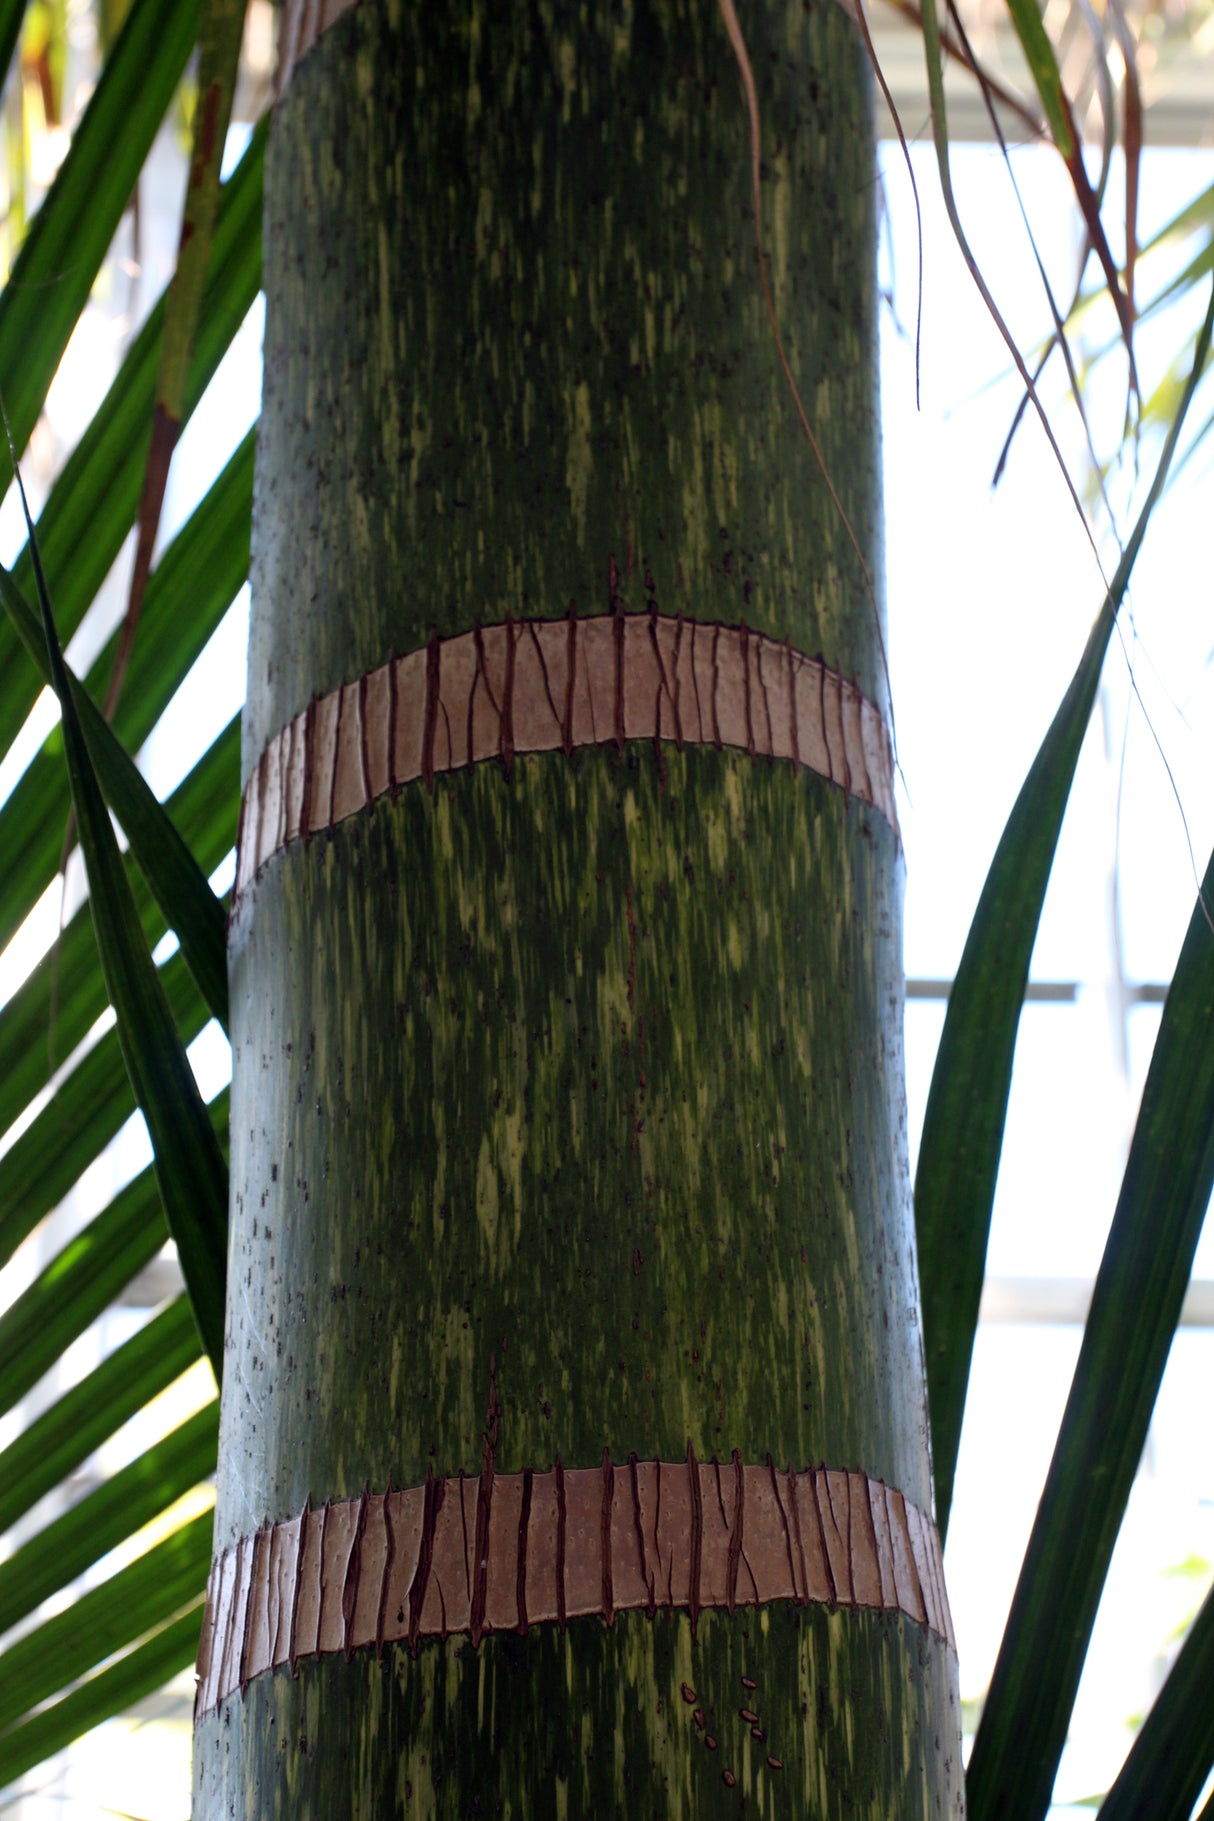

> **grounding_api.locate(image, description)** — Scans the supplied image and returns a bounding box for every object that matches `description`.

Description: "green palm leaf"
[0,1297,203,1535]
[1097,1583,1214,1821]
[0,1511,213,1738]
[0,424,253,1029]
[0,1604,206,1790]
[967,826,1214,1816]
[916,280,1214,1534]
[0,0,203,479]
[0,1402,219,1637]
[0,110,263,770]
[11,432,229,1373]
[0,1090,227,1420]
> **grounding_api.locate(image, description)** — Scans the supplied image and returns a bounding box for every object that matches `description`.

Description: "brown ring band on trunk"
[233,613,897,905]
[195,1456,951,1718]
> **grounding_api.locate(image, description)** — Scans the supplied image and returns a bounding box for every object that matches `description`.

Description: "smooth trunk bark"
[194,2,963,1813]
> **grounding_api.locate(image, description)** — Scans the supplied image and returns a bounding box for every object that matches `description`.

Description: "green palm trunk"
[193,1,963,1813]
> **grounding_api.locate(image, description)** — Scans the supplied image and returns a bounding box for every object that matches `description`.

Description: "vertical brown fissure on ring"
[786,640,801,767]
[740,622,756,760]
[687,1440,703,1639]
[600,1448,615,1627]
[457,1470,471,1606]
[375,1481,395,1659]
[555,1453,568,1634]
[238,1531,260,1692]
[501,612,517,776]
[469,624,487,774]
[812,1470,839,1608]
[839,681,853,795]
[630,1451,655,1618]
[516,1467,533,1636]
[274,733,288,853]
[266,1526,282,1665]
[528,621,562,736]
[786,1461,809,1605]
[288,1495,309,1678]
[899,1488,931,1626]
[726,1449,745,1613]
[612,583,626,754]
[648,606,674,749]
[471,1462,495,1648]
[299,697,317,838]
[687,619,704,744]
[758,638,777,759]
[386,652,399,796]
[853,695,874,804]
[819,663,834,784]
[357,672,372,803]
[767,1454,798,1606]
[655,1457,671,1607]
[671,613,686,749]
[562,605,577,757]
[342,1483,369,1661]
[863,1475,888,1607]
[326,690,342,832]
[422,629,440,791]
[408,1467,439,1658]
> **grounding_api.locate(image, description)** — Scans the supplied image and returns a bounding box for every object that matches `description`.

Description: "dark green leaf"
[13,448,227,1376]
[1001,0,1075,158]
[0,0,203,484]
[0,0,26,99]
[1098,1584,1214,1821]
[0,1510,212,1735]
[0,724,238,1152]
[114,0,249,710]
[0,1298,202,1534]
[0,946,212,1278]
[0,1403,218,1635]
[0,1090,227,1419]
[966,831,1214,1820]
[0,1603,204,1789]
[0,425,254,1020]
[0,113,263,769]
[916,279,1214,1535]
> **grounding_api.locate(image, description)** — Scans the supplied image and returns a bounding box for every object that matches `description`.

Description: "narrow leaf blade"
[0,0,204,482]
[0,1403,219,1636]
[0,1605,205,1789]
[916,281,1214,1533]
[0,1511,212,1736]
[1098,1584,1214,1821]
[0,560,230,1029]
[966,835,1214,1819]
[12,446,228,1376]
[0,1089,227,1419]
[0,1297,201,1534]
[111,0,249,711]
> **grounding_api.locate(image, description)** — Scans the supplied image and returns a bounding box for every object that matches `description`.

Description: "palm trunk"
[193,1,963,1813]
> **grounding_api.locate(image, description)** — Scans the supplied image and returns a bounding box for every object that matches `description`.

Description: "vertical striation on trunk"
[196,1,963,1814]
